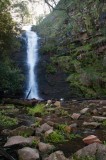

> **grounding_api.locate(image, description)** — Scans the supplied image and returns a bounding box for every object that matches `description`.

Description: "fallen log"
[2,98,39,107]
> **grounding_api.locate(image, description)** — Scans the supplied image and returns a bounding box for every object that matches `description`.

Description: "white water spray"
[23,25,40,99]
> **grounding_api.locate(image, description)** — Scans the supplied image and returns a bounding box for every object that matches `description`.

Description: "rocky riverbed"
[0,99,106,160]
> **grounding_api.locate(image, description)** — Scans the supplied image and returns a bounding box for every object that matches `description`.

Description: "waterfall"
[23,25,40,99]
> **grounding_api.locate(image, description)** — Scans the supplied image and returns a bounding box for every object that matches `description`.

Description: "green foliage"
[75,44,92,53]
[0,60,24,95]
[13,1,29,23]
[102,120,106,127]
[103,141,106,145]
[37,0,106,98]
[0,112,18,128]
[0,0,24,96]
[18,132,31,138]
[45,130,66,144]
[57,124,67,131]
[31,140,39,147]
[27,104,46,116]
[68,133,81,140]
[46,64,57,74]
[34,121,41,127]
[59,109,69,116]
[72,155,96,160]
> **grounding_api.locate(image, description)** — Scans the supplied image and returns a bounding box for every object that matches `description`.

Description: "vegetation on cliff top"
[35,0,106,98]
[0,0,24,97]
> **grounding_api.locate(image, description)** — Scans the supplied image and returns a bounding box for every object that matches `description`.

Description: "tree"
[0,0,24,97]
[11,0,29,23]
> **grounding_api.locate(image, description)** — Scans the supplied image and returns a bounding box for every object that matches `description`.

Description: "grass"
[0,112,18,128]
[27,103,46,116]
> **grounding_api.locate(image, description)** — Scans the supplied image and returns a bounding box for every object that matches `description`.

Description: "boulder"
[4,136,39,147]
[35,117,42,122]
[44,151,68,160]
[9,125,34,136]
[83,122,101,128]
[45,129,54,137]
[54,101,61,108]
[92,109,98,115]
[72,143,106,160]
[40,123,53,132]
[100,100,106,105]
[18,147,39,160]
[38,142,54,153]
[36,127,43,135]
[103,106,106,110]
[92,116,106,122]
[80,108,89,114]
[70,123,78,133]
[71,113,81,120]
[1,129,11,136]
[47,121,55,127]
[47,100,52,105]
[83,135,101,144]
[103,112,106,116]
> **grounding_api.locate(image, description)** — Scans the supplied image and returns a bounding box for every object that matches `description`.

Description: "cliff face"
[35,0,106,98]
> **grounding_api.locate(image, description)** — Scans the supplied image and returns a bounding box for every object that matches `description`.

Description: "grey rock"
[45,129,54,137]
[80,108,89,114]
[54,101,61,108]
[71,113,81,120]
[92,109,98,115]
[4,136,38,147]
[83,122,101,128]
[72,143,106,160]
[44,151,68,160]
[18,147,39,160]
[9,125,34,136]
[40,123,53,132]
[38,142,54,153]
[92,116,106,122]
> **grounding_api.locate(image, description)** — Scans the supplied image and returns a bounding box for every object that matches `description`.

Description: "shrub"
[0,112,18,128]
[27,103,46,116]
[45,130,66,144]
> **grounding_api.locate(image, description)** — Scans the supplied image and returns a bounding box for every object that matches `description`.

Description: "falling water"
[23,25,40,99]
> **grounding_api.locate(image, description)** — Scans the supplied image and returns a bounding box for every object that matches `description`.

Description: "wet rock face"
[37,54,76,100]
[18,147,39,160]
